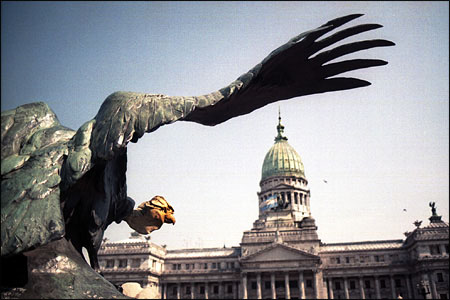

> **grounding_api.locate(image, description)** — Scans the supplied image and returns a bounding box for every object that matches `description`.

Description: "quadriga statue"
[1,14,394,297]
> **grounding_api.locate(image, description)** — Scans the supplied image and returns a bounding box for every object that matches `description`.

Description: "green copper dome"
[261,114,305,181]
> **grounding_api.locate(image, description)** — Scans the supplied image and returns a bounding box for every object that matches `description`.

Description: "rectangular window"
[294,193,298,204]
[360,256,365,263]
[212,263,216,269]
[350,281,356,290]
[131,258,140,268]
[200,286,205,295]
[375,255,380,262]
[289,280,298,288]
[213,285,219,294]
[172,287,177,296]
[395,279,402,287]
[365,280,371,289]
[251,282,257,290]
[185,264,190,270]
[430,245,437,254]
[265,281,271,290]
[275,281,283,288]
[152,259,156,269]
[186,286,191,295]
[204,263,208,269]
[106,260,114,268]
[380,279,386,289]
[437,273,444,282]
[306,280,312,288]
[345,257,350,264]
[335,281,341,290]
[390,254,399,262]
[172,264,177,270]
[227,284,233,293]
[336,257,341,264]
[119,259,127,268]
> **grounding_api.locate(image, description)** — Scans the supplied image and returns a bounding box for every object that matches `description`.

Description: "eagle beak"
[165,214,176,225]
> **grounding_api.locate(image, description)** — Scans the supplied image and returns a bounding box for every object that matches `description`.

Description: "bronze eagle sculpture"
[1,14,394,272]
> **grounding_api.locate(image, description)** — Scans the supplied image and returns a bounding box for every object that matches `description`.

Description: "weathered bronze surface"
[124,196,176,235]
[1,14,394,296]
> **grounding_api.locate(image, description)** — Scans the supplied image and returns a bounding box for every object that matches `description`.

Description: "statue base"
[429,215,442,223]
[1,238,129,299]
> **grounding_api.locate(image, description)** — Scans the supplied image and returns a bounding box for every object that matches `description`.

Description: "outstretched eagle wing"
[89,14,394,162]
[183,14,395,125]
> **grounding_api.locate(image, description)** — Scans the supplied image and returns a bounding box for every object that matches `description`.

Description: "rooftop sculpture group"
[1,14,394,297]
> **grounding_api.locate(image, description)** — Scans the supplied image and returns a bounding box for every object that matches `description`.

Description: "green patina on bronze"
[1,102,74,257]
[261,114,305,180]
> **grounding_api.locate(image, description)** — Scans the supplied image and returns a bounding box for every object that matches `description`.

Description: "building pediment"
[272,183,295,190]
[241,243,319,263]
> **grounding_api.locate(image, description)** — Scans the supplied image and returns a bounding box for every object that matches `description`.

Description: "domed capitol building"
[98,115,449,299]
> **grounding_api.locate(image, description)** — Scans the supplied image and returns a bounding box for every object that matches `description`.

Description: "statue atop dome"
[429,202,443,223]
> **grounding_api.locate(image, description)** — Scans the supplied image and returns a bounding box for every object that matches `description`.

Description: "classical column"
[390,275,396,299]
[343,277,349,299]
[405,275,413,299]
[374,276,381,299]
[177,283,181,300]
[191,282,195,299]
[242,273,248,299]
[429,272,438,300]
[163,283,167,299]
[285,272,291,299]
[299,272,306,299]
[327,278,334,299]
[205,282,209,300]
[271,273,276,299]
[421,273,431,299]
[219,281,224,299]
[257,273,262,299]
[313,270,319,299]
[359,277,366,299]
[234,281,239,299]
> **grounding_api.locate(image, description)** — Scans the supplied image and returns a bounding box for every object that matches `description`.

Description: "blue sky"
[2,1,448,249]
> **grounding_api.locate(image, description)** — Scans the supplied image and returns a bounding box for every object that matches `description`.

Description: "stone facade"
[98,116,449,299]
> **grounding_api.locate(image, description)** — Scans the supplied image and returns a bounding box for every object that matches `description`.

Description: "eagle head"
[124,195,176,234]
